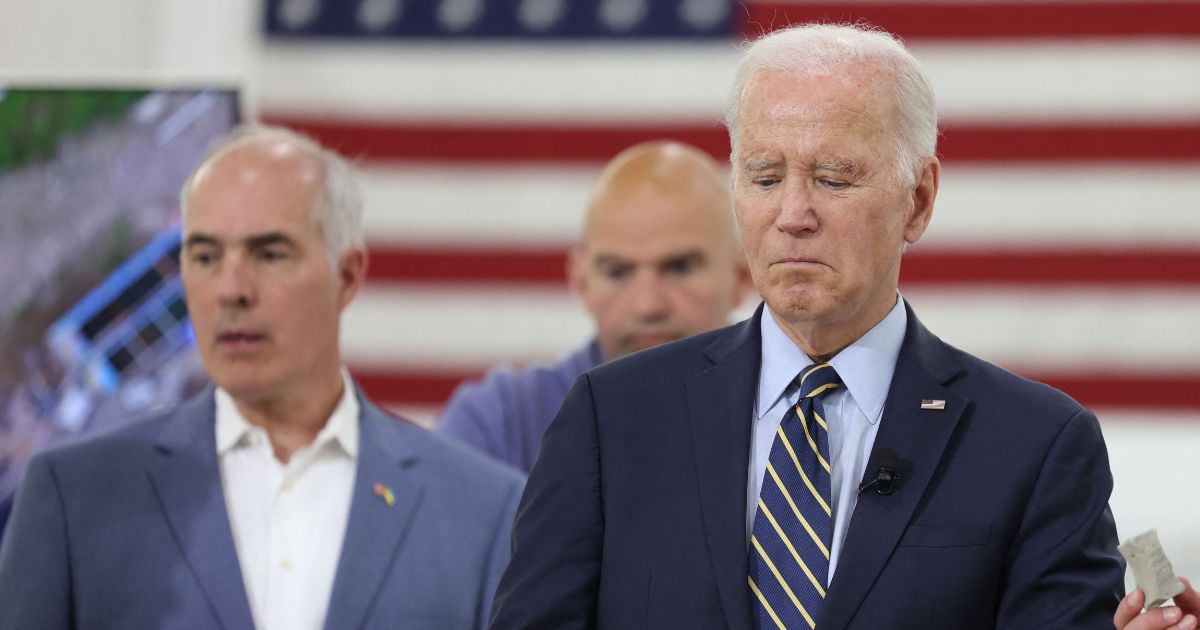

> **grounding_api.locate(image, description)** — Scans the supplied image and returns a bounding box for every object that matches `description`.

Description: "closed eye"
[753,176,781,189]
[818,178,850,191]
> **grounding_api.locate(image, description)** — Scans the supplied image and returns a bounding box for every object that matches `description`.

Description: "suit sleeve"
[478,475,523,630]
[436,372,528,471]
[489,374,603,630]
[996,408,1125,629]
[436,382,502,455]
[0,452,73,629]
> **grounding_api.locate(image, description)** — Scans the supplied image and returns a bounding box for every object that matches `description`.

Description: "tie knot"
[797,363,842,400]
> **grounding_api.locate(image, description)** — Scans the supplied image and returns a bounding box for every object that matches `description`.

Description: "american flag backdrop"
[253,0,1200,571]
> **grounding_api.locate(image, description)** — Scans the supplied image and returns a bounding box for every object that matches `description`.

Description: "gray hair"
[724,23,938,186]
[180,124,365,268]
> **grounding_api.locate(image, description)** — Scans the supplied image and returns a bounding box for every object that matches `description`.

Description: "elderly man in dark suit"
[0,126,523,630]
[490,22,1123,630]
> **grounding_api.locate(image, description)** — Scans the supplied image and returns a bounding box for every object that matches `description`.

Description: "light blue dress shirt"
[747,296,907,582]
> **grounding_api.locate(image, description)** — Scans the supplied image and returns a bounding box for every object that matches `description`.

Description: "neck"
[233,368,345,463]
[770,293,898,363]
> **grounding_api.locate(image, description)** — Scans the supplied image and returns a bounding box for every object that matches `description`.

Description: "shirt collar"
[757,294,908,424]
[215,369,360,458]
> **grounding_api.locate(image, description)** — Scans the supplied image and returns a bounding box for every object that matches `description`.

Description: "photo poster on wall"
[0,85,241,539]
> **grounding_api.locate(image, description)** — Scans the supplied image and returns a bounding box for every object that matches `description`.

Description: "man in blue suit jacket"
[490,23,1123,630]
[0,125,523,629]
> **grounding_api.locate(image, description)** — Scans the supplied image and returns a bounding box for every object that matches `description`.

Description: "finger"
[1117,589,1147,628]
[1129,607,1186,630]
[1175,578,1200,614]
[1168,613,1198,630]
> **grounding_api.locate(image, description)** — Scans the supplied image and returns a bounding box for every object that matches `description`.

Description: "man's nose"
[215,257,256,309]
[776,179,820,234]
[629,271,671,320]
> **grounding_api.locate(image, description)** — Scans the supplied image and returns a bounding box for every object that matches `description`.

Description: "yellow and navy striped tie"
[749,362,842,630]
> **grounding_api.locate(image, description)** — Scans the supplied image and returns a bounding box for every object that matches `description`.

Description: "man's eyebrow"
[244,232,298,249]
[592,253,633,267]
[183,232,299,251]
[742,158,780,174]
[815,159,859,174]
[183,233,219,249]
[658,250,707,266]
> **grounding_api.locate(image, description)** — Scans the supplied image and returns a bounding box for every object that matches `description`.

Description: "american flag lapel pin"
[920,399,946,410]
[373,482,395,507]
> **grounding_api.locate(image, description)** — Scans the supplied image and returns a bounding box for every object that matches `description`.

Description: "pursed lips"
[773,256,828,267]
[215,329,268,350]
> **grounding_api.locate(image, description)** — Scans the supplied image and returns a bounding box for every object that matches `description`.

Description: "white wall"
[0,0,254,82]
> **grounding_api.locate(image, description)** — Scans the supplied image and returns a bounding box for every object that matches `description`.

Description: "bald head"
[182,125,364,268]
[583,140,735,243]
[571,140,751,360]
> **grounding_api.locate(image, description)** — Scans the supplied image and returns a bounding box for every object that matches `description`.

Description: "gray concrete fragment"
[1120,529,1187,609]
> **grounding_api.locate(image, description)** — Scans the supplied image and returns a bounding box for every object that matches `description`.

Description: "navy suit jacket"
[0,387,524,630]
[491,304,1124,629]
[0,494,11,546]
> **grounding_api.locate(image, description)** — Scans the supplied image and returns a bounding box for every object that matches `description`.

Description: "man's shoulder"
[365,403,525,490]
[939,338,1088,420]
[448,342,598,410]
[30,395,205,472]
[589,324,741,386]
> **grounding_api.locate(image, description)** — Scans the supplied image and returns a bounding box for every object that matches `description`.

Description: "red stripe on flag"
[740,2,1200,40]
[351,368,478,406]
[1031,373,1200,410]
[264,117,729,163]
[367,245,1200,287]
[370,246,566,284]
[898,250,1200,286]
[349,365,1200,410]
[264,116,1200,164]
[941,124,1200,163]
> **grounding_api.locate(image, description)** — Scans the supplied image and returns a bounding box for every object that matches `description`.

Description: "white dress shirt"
[216,373,359,630]
[747,296,907,582]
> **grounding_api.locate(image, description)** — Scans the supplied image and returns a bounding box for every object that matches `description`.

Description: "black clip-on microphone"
[858,467,899,496]
[858,448,903,496]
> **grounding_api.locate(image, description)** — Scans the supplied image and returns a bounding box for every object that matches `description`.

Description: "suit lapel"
[684,309,762,630]
[147,390,255,630]
[819,306,968,630]
[323,397,424,630]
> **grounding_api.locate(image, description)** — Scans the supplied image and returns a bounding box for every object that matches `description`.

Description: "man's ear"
[567,246,588,298]
[337,247,368,310]
[904,157,939,246]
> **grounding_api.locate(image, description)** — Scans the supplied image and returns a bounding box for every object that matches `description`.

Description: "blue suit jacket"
[490,304,1124,629]
[0,387,524,630]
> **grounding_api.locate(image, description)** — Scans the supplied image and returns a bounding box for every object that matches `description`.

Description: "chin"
[207,366,282,400]
[766,289,826,319]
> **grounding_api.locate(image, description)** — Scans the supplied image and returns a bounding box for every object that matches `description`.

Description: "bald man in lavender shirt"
[436,141,752,472]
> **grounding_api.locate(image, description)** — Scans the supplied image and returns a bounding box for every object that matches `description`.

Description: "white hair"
[180,124,365,268]
[724,23,938,186]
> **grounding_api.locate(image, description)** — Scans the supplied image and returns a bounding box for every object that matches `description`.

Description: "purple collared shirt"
[435,341,604,472]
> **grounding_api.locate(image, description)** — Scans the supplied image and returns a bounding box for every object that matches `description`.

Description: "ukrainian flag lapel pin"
[373,482,395,507]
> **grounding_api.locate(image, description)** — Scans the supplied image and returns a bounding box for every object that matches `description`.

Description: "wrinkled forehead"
[735,70,901,163]
[742,62,898,120]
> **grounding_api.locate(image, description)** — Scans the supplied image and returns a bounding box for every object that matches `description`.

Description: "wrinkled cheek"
[745,253,773,288]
